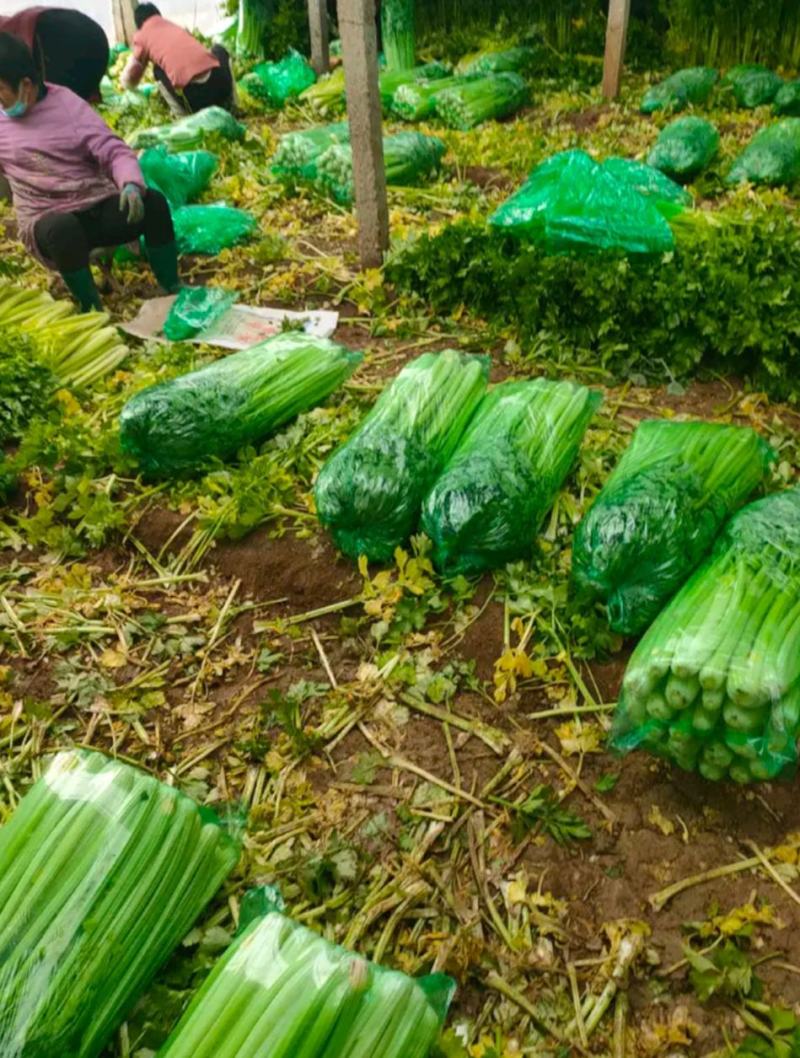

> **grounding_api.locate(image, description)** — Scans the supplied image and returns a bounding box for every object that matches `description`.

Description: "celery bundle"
[434,72,528,130]
[120,332,363,477]
[422,379,600,575]
[172,204,258,256]
[727,118,800,187]
[391,75,472,121]
[381,0,416,71]
[315,350,488,561]
[315,131,446,205]
[647,116,721,182]
[573,421,773,636]
[0,750,240,1058]
[240,49,316,107]
[459,46,537,76]
[237,0,274,59]
[272,122,350,180]
[158,889,455,1058]
[640,66,719,114]
[299,67,347,113]
[140,146,219,208]
[130,107,245,150]
[378,62,450,106]
[613,487,800,783]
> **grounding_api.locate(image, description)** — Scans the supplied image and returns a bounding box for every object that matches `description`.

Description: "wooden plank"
[602,0,632,100]
[308,0,331,76]
[337,0,389,268]
[112,0,137,46]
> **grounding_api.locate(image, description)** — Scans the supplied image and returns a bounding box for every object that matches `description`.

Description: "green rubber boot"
[61,267,102,313]
[147,240,180,294]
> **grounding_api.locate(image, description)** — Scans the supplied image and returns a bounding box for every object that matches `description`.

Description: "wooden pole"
[602,0,631,100]
[112,0,137,46]
[337,0,389,269]
[308,0,330,76]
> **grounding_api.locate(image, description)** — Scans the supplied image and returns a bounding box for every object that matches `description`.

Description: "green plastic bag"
[572,420,774,636]
[602,157,693,217]
[640,66,718,114]
[272,122,350,179]
[315,350,489,561]
[647,116,720,181]
[140,146,218,208]
[490,150,585,238]
[157,886,455,1058]
[378,62,451,106]
[120,333,362,477]
[173,204,258,255]
[421,379,600,575]
[434,72,528,130]
[163,286,239,342]
[382,0,416,71]
[392,75,471,121]
[0,749,240,1058]
[315,131,446,205]
[727,119,800,186]
[240,48,316,106]
[722,64,783,108]
[774,80,800,117]
[460,46,536,76]
[612,486,800,784]
[130,107,245,150]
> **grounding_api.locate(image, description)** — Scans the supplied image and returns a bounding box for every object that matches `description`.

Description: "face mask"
[2,88,28,119]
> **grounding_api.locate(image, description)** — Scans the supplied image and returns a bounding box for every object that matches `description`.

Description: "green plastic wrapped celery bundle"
[774,80,800,117]
[315,350,488,561]
[120,333,363,477]
[140,146,219,208]
[640,66,718,114]
[158,888,455,1058]
[422,379,600,575]
[173,204,258,255]
[392,75,471,121]
[612,486,800,784]
[434,72,528,130]
[315,132,446,205]
[241,49,316,107]
[381,0,415,71]
[378,62,450,106]
[647,116,720,181]
[0,750,240,1058]
[602,157,693,216]
[721,64,783,109]
[727,119,800,186]
[272,122,350,179]
[130,106,245,150]
[573,420,774,637]
[300,67,347,113]
[460,46,537,76]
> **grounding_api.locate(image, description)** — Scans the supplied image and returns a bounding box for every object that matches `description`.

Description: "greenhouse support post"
[112,0,137,45]
[308,0,330,75]
[602,0,631,98]
[337,0,390,268]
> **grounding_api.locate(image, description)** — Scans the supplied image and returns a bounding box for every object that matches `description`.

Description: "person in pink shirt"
[0,32,179,313]
[121,4,234,117]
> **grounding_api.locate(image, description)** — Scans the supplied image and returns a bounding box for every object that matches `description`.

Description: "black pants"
[33,190,174,273]
[154,45,234,114]
[33,9,109,102]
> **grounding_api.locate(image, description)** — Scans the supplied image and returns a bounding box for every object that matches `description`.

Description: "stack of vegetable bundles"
[392,76,472,122]
[120,332,362,477]
[572,420,773,636]
[422,379,600,574]
[315,131,446,205]
[613,486,800,784]
[130,106,245,150]
[272,122,350,180]
[0,750,240,1057]
[315,350,488,561]
[434,72,528,130]
[157,888,455,1057]
[241,49,316,107]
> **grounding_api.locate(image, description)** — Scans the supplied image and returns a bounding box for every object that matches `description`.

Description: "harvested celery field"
[3,9,800,1058]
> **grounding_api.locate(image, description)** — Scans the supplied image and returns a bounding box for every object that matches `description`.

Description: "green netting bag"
[140,146,218,208]
[460,46,537,76]
[382,0,416,71]
[130,107,245,150]
[602,157,693,217]
[391,75,471,121]
[572,420,774,636]
[612,486,800,784]
[434,72,528,129]
[421,379,600,575]
[378,62,450,106]
[240,48,317,106]
[0,749,240,1058]
[721,64,783,109]
[173,204,258,255]
[120,333,362,478]
[157,886,455,1058]
[315,350,489,561]
[774,80,800,117]
[640,66,719,114]
[163,286,239,342]
[315,131,446,205]
[271,122,350,179]
[727,119,800,186]
[646,116,720,181]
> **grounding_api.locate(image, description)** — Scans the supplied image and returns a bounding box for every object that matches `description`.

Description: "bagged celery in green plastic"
[721,64,783,109]
[602,157,692,216]
[382,0,415,71]
[300,67,346,113]
[612,486,800,784]
[120,333,362,477]
[272,122,350,179]
[315,350,489,561]
[727,119,800,186]
[0,749,240,1058]
[140,146,218,208]
[774,80,800,117]
[163,286,239,342]
[157,886,455,1058]
[434,72,528,129]
[647,116,720,181]
[241,49,316,106]
[572,420,774,636]
[130,106,245,150]
[173,204,258,255]
[460,46,536,76]
[378,62,450,106]
[640,66,718,114]
[392,75,471,121]
[315,131,446,205]
[421,379,600,575]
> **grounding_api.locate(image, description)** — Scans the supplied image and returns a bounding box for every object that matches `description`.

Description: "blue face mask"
[2,88,28,119]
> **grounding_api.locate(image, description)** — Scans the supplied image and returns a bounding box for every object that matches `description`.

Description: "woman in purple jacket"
[0,31,179,312]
